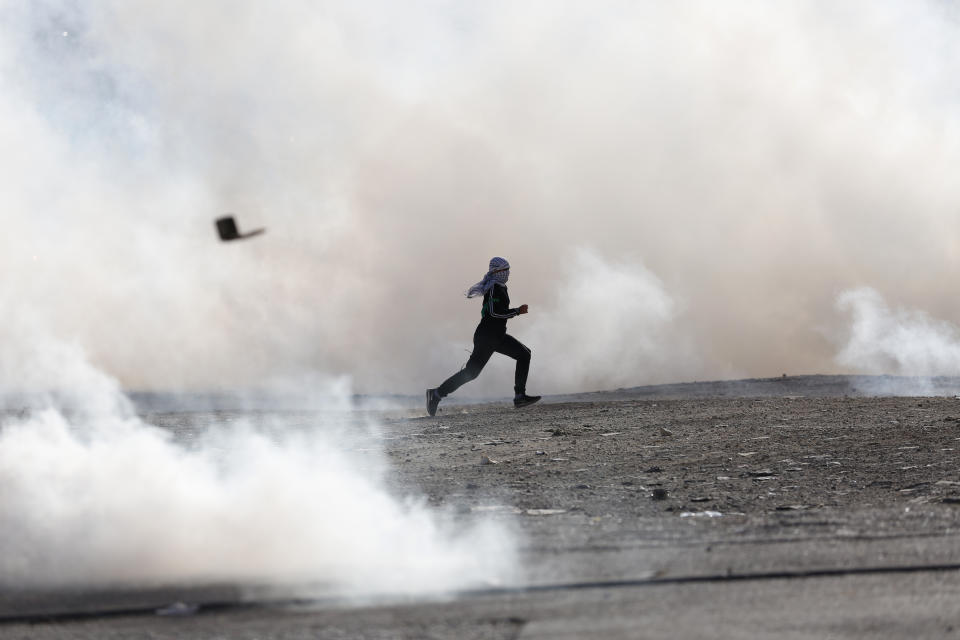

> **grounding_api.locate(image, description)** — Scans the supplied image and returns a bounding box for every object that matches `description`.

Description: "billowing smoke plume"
[835,287,960,382]
[523,248,697,393]
[3,1,960,392]
[0,335,517,592]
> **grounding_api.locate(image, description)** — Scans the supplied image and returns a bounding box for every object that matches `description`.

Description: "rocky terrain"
[4,375,960,638]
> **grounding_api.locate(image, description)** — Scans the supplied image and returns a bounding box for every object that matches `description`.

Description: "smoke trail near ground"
[835,287,960,393]
[0,337,517,592]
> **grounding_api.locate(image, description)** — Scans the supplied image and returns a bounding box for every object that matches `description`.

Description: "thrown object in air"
[215,215,265,241]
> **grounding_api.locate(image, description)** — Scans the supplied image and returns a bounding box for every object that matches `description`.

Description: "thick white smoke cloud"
[4,0,960,602]
[0,337,517,592]
[523,248,697,393]
[835,287,960,379]
[0,2,526,595]
[3,1,960,390]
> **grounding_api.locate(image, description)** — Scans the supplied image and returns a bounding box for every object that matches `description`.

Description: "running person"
[426,257,540,416]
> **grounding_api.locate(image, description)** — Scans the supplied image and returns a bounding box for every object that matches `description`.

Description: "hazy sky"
[3,0,960,395]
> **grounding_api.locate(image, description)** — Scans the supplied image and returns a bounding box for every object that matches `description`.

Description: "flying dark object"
[215,215,265,241]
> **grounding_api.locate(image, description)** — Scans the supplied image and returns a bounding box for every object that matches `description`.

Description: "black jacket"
[478,283,520,333]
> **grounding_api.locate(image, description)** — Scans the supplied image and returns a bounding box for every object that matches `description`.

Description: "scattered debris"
[155,602,198,617]
[646,466,663,473]
[659,427,674,436]
[471,505,522,514]
[680,511,722,518]
[535,450,546,455]
[480,455,498,465]
[652,488,668,500]
[526,508,567,516]
[600,432,622,437]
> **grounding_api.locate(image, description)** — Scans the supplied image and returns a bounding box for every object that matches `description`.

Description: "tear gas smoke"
[3,0,959,601]
[521,248,698,393]
[834,287,960,394]
[3,1,960,396]
[0,337,518,592]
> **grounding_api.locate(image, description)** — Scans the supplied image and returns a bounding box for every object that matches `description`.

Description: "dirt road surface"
[3,376,960,638]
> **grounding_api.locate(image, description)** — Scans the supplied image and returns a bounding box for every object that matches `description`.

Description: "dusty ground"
[3,375,960,638]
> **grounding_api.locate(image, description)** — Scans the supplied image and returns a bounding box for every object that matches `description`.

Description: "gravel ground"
[4,376,960,638]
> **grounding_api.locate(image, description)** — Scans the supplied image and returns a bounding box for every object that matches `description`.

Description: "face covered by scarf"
[466,257,510,298]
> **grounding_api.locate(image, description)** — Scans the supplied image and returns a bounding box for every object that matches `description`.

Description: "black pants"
[437,327,531,398]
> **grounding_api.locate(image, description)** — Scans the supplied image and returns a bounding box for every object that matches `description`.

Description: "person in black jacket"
[427,257,540,416]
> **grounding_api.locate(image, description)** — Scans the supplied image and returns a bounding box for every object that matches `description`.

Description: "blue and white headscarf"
[466,257,510,298]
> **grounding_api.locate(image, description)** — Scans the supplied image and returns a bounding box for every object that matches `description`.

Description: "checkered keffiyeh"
[466,257,510,298]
